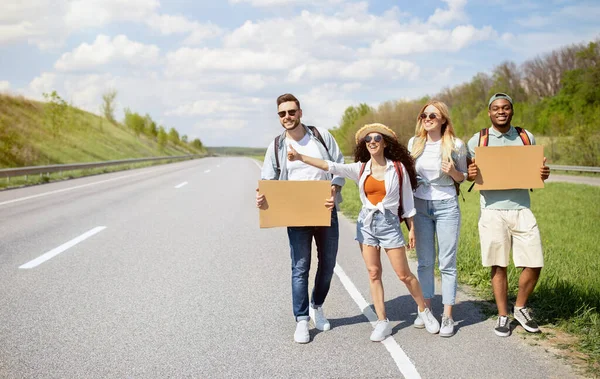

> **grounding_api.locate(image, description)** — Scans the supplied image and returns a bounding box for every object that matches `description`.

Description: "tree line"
[330,39,600,166]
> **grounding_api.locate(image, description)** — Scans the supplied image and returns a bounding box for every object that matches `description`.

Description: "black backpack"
[272,125,328,178]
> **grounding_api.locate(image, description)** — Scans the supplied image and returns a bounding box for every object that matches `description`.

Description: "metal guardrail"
[547,165,600,173]
[344,157,598,173]
[0,155,199,179]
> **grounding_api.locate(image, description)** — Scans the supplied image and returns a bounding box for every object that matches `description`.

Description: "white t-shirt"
[286,133,329,181]
[414,140,456,200]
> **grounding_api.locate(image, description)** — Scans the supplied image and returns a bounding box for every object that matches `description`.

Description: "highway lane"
[0,157,580,378]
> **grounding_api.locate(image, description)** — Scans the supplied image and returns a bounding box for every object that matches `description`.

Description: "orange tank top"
[364,175,386,205]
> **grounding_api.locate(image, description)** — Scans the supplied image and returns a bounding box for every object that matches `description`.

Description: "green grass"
[340,181,600,374]
[0,94,203,169]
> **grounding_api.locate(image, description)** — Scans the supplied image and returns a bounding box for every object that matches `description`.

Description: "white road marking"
[0,167,171,208]
[204,169,211,173]
[251,159,262,169]
[175,181,188,189]
[19,226,107,269]
[334,264,421,379]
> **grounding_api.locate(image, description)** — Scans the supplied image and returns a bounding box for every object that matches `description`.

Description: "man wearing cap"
[256,93,345,344]
[466,93,550,337]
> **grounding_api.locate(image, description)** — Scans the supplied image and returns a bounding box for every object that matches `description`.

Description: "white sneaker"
[439,314,455,337]
[312,306,331,331]
[370,319,391,342]
[294,320,310,344]
[413,308,425,329]
[418,308,440,334]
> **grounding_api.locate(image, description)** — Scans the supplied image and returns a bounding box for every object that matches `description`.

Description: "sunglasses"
[277,109,298,118]
[420,113,439,120]
[364,134,383,143]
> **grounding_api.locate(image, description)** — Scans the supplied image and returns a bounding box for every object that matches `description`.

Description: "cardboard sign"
[474,145,544,190]
[258,180,332,228]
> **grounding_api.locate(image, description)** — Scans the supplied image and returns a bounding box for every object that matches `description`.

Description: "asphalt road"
[0,158,582,378]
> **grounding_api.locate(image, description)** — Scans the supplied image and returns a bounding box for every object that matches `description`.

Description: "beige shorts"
[478,208,544,268]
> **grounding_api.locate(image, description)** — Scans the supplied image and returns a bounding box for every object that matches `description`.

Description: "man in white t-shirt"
[256,93,345,344]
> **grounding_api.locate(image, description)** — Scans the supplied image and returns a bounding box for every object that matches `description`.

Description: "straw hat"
[355,123,398,144]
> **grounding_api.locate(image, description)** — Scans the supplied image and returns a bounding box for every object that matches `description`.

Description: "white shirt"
[287,133,329,181]
[326,159,416,226]
[414,140,456,200]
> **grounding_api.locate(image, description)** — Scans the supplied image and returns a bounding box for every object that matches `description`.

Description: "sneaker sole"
[515,322,540,333]
[413,323,425,329]
[494,329,510,337]
[440,331,454,337]
[315,323,331,331]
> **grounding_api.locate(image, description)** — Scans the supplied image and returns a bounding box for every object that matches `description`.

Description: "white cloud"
[64,0,159,30]
[166,96,266,117]
[427,0,468,26]
[287,59,419,82]
[369,25,497,57]
[0,81,10,91]
[146,14,223,44]
[165,47,296,76]
[28,73,57,99]
[55,35,160,72]
[228,0,344,7]
[193,118,248,131]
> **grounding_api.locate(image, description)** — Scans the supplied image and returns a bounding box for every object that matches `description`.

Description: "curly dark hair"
[353,135,418,191]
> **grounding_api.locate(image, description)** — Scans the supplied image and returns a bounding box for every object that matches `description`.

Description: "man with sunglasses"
[466,93,550,337]
[256,93,345,344]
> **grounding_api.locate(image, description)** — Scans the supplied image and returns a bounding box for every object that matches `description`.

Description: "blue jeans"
[287,209,339,321]
[414,197,460,305]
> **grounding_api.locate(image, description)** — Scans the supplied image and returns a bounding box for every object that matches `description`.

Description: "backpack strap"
[272,125,328,179]
[468,128,490,192]
[273,135,281,178]
[515,127,531,145]
[307,125,329,153]
[359,162,366,178]
[393,161,410,230]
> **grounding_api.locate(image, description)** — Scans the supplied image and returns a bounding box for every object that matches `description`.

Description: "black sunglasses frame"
[364,134,383,143]
[419,113,439,120]
[277,109,298,118]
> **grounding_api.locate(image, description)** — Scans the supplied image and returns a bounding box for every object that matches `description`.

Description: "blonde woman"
[408,101,467,337]
[288,123,440,342]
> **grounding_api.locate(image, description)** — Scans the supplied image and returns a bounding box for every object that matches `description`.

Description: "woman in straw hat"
[407,100,467,337]
[287,123,441,341]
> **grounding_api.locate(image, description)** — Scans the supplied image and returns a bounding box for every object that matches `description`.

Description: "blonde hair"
[411,100,457,162]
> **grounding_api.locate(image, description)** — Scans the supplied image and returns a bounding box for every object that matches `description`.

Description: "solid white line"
[252,159,262,170]
[19,226,107,269]
[174,181,188,189]
[334,264,421,379]
[204,169,211,173]
[0,166,170,208]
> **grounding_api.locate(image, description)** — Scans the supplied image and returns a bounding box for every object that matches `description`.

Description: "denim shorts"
[355,208,406,249]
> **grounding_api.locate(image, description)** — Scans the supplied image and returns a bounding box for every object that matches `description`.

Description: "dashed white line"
[175,181,188,189]
[334,264,421,379]
[19,226,107,269]
[204,169,211,173]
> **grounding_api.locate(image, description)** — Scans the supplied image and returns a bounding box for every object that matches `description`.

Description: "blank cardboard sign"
[258,180,332,228]
[474,145,544,190]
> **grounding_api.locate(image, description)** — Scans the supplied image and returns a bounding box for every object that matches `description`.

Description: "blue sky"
[1,0,599,147]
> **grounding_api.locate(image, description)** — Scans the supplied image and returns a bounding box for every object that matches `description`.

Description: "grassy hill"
[0,93,204,169]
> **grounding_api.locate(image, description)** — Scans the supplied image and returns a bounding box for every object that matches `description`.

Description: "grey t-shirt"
[467,126,536,210]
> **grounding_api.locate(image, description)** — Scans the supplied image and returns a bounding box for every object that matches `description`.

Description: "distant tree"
[43,90,68,137]
[101,89,117,124]
[157,126,168,149]
[143,114,158,138]
[124,108,145,136]
[168,127,180,145]
[190,138,203,151]
[181,134,188,143]
[489,61,527,103]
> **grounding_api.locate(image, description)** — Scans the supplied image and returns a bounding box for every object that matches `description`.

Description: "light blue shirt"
[467,126,537,210]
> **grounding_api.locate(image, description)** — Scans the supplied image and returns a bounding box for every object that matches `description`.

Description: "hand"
[287,145,301,161]
[467,158,479,181]
[408,229,415,250]
[541,157,550,181]
[324,185,336,210]
[256,188,267,210]
[441,160,457,176]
